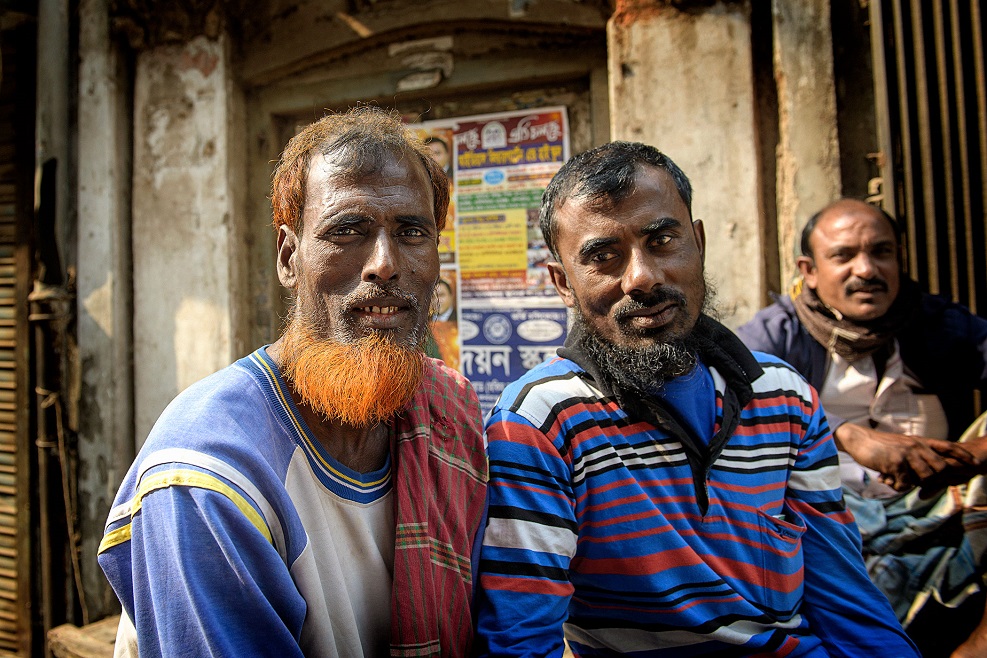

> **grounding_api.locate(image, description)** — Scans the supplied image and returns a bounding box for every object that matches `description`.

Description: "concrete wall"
[131,35,242,444]
[772,0,841,288]
[77,0,133,618]
[607,1,764,327]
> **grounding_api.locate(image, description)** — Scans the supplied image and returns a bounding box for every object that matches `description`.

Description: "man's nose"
[621,249,662,296]
[363,232,400,282]
[851,253,877,279]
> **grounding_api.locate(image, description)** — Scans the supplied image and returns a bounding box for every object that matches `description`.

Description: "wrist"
[832,422,855,452]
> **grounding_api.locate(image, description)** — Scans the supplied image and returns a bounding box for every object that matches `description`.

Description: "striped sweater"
[474,319,918,657]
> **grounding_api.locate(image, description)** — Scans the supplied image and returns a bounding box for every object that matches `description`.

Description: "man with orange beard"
[98,107,488,658]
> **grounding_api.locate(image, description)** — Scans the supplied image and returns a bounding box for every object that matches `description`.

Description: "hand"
[916,434,987,495]
[834,424,977,492]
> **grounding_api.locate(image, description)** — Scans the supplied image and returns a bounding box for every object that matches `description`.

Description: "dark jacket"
[735,293,987,439]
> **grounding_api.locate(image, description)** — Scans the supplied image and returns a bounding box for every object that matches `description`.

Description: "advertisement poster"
[412,107,570,413]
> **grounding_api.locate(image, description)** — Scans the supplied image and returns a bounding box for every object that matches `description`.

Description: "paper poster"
[411,107,570,413]
[459,307,568,413]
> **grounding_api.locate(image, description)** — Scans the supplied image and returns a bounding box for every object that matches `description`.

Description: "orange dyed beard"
[278,322,426,428]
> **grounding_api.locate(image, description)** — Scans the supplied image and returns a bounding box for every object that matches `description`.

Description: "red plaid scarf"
[390,359,488,657]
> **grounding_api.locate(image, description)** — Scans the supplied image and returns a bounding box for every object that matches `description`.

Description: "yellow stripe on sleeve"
[98,523,132,554]
[96,468,273,555]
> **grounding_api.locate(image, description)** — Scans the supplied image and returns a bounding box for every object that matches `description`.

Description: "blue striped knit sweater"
[474,317,918,657]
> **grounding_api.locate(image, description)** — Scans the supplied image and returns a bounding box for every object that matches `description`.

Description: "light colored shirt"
[819,340,948,499]
[101,348,394,658]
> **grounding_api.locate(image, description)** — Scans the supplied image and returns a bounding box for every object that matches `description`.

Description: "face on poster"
[429,267,460,372]
[415,126,457,264]
[410,108,570,413]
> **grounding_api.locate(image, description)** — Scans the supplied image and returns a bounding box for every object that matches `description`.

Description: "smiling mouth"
[357,306,400,314]
[618,303,679,331]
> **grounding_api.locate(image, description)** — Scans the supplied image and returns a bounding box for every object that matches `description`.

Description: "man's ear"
[277,225,299,288]
[796,256,817,289]
[547,261,576,308]
[692,219,706,263]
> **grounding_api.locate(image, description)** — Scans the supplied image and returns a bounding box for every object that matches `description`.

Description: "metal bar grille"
[874,0,987,316]
[973,0,987,299]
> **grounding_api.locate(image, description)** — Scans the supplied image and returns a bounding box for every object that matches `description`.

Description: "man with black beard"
[99,107,487,658]
[473,142,918,657]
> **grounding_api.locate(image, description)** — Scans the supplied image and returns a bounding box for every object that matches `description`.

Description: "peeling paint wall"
[132,35,236,444]
[607,1,763,327]
[77,0,133,617]
[772,0,841,289]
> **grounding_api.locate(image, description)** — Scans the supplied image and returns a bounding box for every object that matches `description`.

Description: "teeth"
[367,306,397,314]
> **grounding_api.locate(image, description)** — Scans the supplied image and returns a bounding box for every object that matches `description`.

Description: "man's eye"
[589,251,616,263]
[651,234,673,247]
[399,227,430,239]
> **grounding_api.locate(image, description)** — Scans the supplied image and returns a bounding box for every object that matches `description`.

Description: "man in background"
[737,198,987,657]
[432,277,456,322]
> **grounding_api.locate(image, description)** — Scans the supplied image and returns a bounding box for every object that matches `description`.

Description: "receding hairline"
[802,198,900,257]
[308,144,433,184]
[271,106,450,234]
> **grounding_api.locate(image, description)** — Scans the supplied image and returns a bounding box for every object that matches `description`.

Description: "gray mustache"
[345,284,422,313]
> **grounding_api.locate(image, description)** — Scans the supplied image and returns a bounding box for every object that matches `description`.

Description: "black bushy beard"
[574,276,718,395]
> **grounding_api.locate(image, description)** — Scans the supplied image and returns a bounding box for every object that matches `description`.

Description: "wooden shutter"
[0,23,36,657]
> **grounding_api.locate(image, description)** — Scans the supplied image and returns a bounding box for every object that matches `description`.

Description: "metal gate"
[870,0,987,316]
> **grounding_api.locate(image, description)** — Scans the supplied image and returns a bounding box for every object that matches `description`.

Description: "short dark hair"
[539,141,693,259]
[271,106,449,233]
[800,199,902,258]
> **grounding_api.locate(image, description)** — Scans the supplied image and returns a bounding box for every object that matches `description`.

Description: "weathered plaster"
[608,0,763,327]
[244,0,610,85]
[772,0,841,289]
[81,274,114,338]
[132,35,235,444]
[173,298,230,388]
[78,0,134,620]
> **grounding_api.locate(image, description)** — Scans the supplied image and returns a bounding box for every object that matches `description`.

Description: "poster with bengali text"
[411,107,570,414]
[459,307,568,413]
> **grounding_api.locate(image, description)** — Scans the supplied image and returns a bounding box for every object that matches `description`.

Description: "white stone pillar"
[607,0,764,327]
[772,0,842,288]
[132,35,239,444]
[77,0,134,618]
